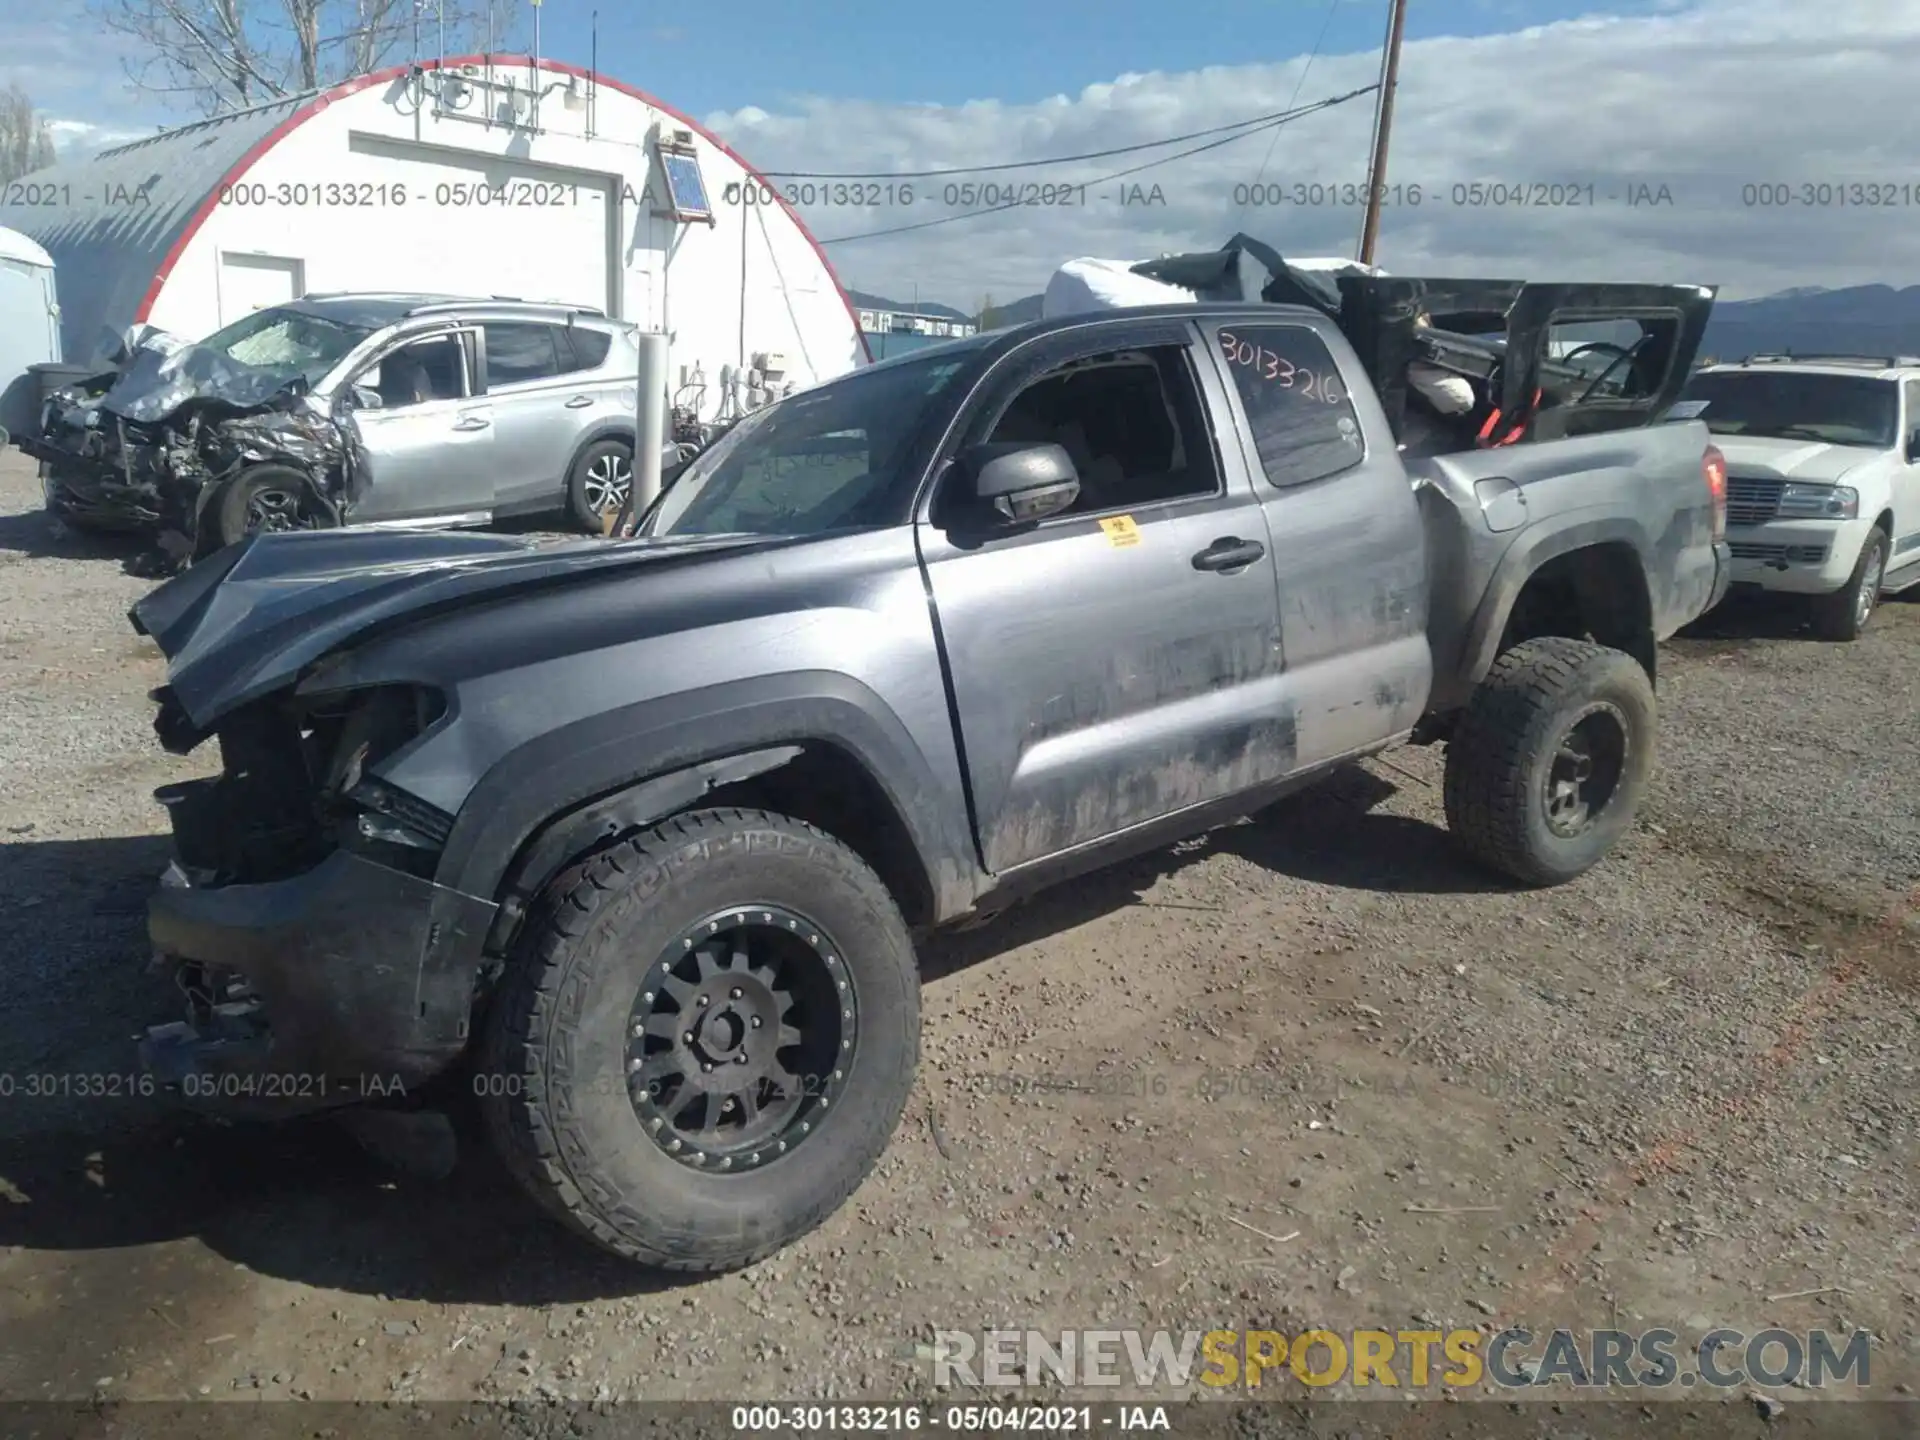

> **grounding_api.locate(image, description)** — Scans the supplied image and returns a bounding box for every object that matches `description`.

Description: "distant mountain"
[1698,284,1920,362]
[844,288,972,324]
[977,293,1044,329]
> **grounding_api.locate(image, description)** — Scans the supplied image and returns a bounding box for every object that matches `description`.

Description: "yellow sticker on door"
[1099,514,1142,547]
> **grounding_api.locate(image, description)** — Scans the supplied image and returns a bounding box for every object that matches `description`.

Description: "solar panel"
[661,151,711,220]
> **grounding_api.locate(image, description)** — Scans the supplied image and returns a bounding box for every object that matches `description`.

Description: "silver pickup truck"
[126,272,1730,1272]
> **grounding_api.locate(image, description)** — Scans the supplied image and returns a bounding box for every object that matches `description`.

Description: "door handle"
[1191,536,1266,572]
[452,415,490,431]
[564,395,593,408]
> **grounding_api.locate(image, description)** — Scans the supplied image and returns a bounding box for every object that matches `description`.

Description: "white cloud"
[44,118,157,156]
[704,0,1920,307]
[1,0,169,146]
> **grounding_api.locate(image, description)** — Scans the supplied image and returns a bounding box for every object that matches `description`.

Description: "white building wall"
[145,61,864,419]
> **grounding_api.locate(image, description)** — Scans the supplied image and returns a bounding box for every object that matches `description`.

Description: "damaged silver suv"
[20,294,656,558]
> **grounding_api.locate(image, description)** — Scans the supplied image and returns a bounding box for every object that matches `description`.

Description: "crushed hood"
[1714,435,1881,484]
[131,527,773,732]
[90,325,314,424]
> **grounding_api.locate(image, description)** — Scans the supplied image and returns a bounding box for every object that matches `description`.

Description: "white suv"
[1676,356,1920,639]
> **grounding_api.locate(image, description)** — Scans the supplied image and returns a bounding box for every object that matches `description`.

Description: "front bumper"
[1708,538,1732,613]
[1725,519,1868,595]
[24,440,167,531]
[144,848,497,1116]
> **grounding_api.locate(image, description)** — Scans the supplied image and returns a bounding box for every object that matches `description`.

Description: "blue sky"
[518,0,1688,114]
[3,0,1914,303]
[3,0,1693,137]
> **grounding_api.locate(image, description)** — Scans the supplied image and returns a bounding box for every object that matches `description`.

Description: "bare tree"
[90,0,520,117]
[0,84,59,184]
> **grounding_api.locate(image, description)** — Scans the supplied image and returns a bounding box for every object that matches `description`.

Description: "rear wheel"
[214,465,326,549]
[1808,528,1887,642]
[567,439,632,532]
[1443,636,1656,886]
[478,807,920,1270]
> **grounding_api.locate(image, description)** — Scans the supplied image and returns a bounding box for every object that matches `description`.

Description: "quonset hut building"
[0,56,868,413]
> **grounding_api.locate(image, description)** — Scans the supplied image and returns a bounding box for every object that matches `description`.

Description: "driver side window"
[357,334,468,410]
[982,346,1218,517]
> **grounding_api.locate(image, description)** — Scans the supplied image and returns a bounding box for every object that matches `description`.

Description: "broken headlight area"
[27,406,214,533]
[153,682,451,888]
[24,388,353,563]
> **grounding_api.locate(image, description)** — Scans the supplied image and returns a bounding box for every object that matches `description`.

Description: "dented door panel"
[917,319,1293,875]
[920,491,1290,874]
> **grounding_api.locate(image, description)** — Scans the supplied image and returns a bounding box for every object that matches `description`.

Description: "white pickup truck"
[1676,355,1920,639]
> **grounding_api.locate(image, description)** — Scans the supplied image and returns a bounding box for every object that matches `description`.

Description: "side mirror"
[1907,432,1920,464]
[344,385,383,412]
[958,442,1080,525]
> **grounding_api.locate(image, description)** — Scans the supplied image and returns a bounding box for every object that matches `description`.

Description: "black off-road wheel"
[214,464,325,548]
[1808,527,1887,642]
[477,808,920,1271]
[1442,636,1656,887]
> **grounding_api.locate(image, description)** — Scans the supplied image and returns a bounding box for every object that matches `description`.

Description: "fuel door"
[1474,474,1527,532]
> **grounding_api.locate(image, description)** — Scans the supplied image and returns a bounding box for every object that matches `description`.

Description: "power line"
[763,94,1359,181]
[817,83,1377,246]
[1236,0,1348,227]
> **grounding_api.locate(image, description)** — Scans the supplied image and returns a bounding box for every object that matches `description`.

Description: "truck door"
[915,317,1292,874]
[1198,316,1433,770]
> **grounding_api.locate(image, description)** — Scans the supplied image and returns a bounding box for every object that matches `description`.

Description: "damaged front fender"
[200,405,356,521]
[24,387,352,560]
[16,323,355,559]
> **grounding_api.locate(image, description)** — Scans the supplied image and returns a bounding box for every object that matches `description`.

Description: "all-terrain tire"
[214,464,325,548]
[1808,527,1888,642]
[1443,636,1656,887]
[477,807,920,1271]
[566,438,632,532]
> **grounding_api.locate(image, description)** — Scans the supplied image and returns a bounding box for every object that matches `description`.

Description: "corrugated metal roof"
[0,95,307,363]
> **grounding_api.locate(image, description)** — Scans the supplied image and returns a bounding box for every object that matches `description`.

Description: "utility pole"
[1357,0,1409,266]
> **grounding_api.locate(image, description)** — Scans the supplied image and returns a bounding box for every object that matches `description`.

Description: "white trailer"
[0,226,61,442]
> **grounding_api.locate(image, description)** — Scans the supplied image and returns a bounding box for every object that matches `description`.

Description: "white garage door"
[219,252,304,324]
[345,133,616,313]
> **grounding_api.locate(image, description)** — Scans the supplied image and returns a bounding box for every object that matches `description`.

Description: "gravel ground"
[0,446,1914,1413]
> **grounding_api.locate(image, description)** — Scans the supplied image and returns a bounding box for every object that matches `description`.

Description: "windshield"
[647,348,979,538]
[1678,371,1899,447]
[194,307,374,388]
